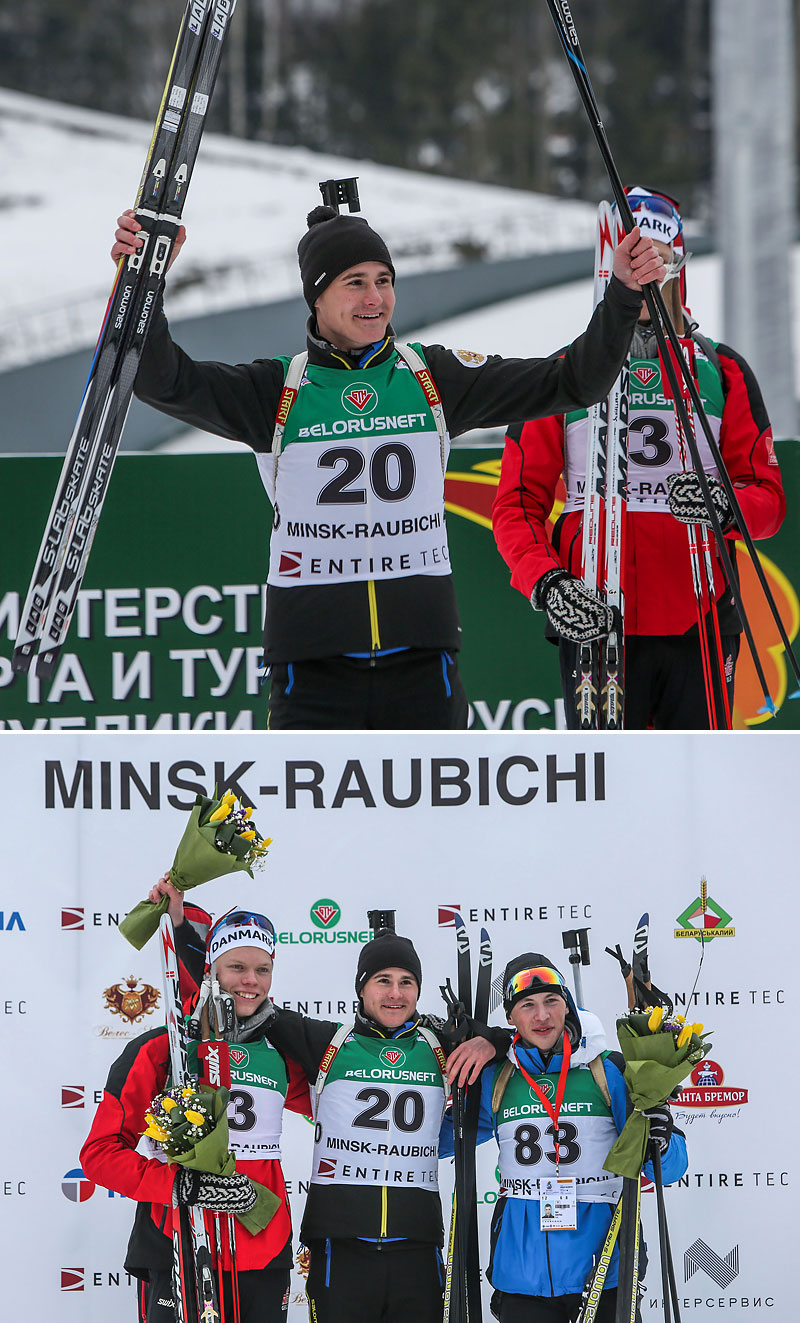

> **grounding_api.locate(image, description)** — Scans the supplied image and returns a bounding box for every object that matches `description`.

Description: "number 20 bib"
[311,1033,446,1190]
[257,347,451,587]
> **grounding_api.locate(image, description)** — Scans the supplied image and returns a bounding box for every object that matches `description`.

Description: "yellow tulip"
[676,1024,693,1048]
[244,807,253,819]
[184,1109,206,1126]
[241,830,255,841]
[145,1122,168,1142]
[647,1006,664,1032]
[674,1014,686,1025]
[182,1087,193,1099]
[161,1097,178,1113]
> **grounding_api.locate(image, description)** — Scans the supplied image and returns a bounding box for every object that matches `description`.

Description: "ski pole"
[652,1149,682,1323]
[544,0,798,713]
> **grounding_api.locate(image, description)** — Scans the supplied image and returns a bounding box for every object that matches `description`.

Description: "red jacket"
[80,1025,311,1277]
[492,339,785,635]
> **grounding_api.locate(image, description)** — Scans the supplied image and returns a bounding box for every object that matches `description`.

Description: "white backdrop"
[0,731,793,1320]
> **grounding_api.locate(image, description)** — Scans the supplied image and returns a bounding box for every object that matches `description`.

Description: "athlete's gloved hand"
[667,471,733,530]
[532,569,614,644]
[643,1104,674,1155]
[173,1169,257,1214]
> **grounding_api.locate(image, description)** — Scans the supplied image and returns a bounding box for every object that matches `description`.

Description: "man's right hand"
[111,208,187,270]
[147,872,184,926]
[533,569,614,643]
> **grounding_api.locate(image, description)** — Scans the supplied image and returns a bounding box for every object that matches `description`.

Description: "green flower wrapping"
[603,1012,711,1180]
[120,792,271,950]
[145,1084,280,1235]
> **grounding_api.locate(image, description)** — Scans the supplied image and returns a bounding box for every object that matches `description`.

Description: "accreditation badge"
[538,1176,577,1230]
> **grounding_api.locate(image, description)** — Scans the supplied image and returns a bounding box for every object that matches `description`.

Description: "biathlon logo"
[684,1239,739,1289]
[61,1086,86,1109]
[61,1269,85,1292]
[62,1168,96,1203]
[631,363,661,390]
[438,905,461,927]
[102,976,161,1023]
[342,383,378,415]
[310,899,342,929]
[62,908,85,930]
[318,1158,337,1179]
[675,1059,748,1109]
[380,1047,407,1068]
[675,882,734,942]
[229,1047,249,1067]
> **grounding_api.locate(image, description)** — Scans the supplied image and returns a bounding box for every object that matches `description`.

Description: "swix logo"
[416,369,441,406]
[61,1269,85,1292]
[62,908,85,931]
[62,1086,86,1109]
[632,365,659,388]
[379,1047,406,1068]
[276,386,296,428]
[0,911,25,931]
[438,905,461,928]
[317,1158,337,1179]
[310,899,341,929]
[278,551,302,577]
[200,1042,225,1086]
[341,383,378,416]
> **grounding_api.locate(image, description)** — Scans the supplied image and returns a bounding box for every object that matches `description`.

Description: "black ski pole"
[652,1149,682,1323]
[544,0,800,712]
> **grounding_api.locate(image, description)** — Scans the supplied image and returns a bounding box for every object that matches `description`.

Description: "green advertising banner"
[1,442,798,730]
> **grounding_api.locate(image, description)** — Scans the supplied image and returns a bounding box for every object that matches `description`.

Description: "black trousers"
[490,1287,618,1322]
[141,1260,290,1323]
[558,633,740,730]
[267,648,469,730]
[305,1239,445,1323]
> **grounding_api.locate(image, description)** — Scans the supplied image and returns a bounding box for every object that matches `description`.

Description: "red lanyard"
[512,1031,572,1171]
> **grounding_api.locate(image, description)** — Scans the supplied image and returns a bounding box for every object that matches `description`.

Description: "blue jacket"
[440,1025,687,1298]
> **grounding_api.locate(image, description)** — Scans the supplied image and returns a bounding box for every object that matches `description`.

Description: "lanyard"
[512,1031,572,1172]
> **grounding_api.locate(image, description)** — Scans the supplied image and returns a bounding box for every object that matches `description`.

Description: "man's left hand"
[447,1037,496,1088]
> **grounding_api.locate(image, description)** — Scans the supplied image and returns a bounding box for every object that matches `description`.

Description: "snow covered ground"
[0,88,599,368]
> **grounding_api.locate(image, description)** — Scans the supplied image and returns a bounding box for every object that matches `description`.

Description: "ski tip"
[36,649,60,682]
[10,645,35,675]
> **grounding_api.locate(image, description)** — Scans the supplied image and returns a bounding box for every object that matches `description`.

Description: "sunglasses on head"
[506,966,565,1001]
[209,909,275,940]
[623,191,682,230]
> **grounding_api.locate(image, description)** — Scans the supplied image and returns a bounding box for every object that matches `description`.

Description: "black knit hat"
[502,952,582,1045]
[297,205,395,309]
[355,929,422,997]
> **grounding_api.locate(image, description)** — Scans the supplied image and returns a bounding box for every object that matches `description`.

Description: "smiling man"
[114,190,665,728]
[441,954,688,1323]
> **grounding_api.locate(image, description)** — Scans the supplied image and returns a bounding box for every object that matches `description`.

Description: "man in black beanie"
[240,922,507,1323]
[116,197,665,729]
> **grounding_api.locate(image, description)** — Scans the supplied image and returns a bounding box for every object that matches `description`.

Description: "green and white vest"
[563,348,726,515]
[310,1027,447,1191]
[257,344,451,587]
[494,1059,621,1204]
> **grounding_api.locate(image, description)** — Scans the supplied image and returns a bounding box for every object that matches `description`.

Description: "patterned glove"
[173,1168,257,1214]
[533,569,614,644]
[643,1104,674,1155]
[667,471,732,529]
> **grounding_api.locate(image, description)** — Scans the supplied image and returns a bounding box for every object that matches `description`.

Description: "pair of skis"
[578,201,629,729]
[441,914,492,1323]
[160,915,240,1323]
[12,0,237,682]
[546,0,800,720]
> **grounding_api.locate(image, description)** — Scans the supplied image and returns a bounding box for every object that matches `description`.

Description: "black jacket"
[135,279,642,661]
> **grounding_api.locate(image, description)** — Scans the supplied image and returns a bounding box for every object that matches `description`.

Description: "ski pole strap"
[440,978,469,1045]
[393,342,449,477]
[312,1022,353,1121]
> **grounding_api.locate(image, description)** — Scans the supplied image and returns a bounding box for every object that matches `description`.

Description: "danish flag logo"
[632,365,659,388]
[278,551,302,577]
